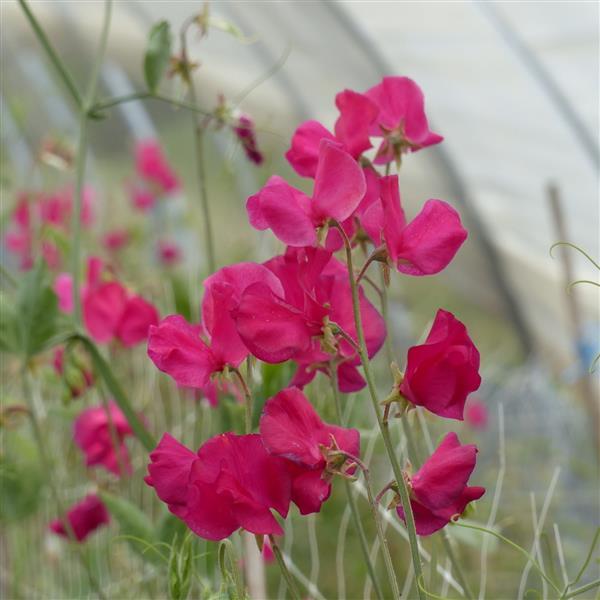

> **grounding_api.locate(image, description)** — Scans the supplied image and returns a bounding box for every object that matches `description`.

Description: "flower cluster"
[146,388,358,539]
[4,187,94,271]
[145,75,484,542]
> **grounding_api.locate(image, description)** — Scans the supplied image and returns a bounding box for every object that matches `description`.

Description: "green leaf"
[0,293,20,353]
[252,361,295,427]
[16,260,59,357]
[169,533,194,600]
[144,21,172,92]
[0,432,43,522]
[99,491,162,564]
[74,335,156,451]
[158,512,188,545]
[207,16,245,40]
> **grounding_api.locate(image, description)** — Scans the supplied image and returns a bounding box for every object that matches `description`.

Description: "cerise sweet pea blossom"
[400,309,481,420]
[247,141,365,247]
[260,387,360,514]
[49,494,110,542]
[365,76,443,164]
[286,90,378,178]
[73,401,133,477]
[145,432,291,540]
[148,263,282,388]
[396,433,485,536]
[465,397,489,430]
[378,175,467,276]
[233,247,385,381]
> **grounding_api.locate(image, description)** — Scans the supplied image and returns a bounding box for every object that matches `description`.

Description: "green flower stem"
[563,578,600,599]
[180,21,216,274]
[17,0,83,108]
[71,0,113,324]
[21,365,106,599]
[71,112,89,324]
[230,366,252,434]
[91,91,211,117]
[269,535,301,600]
[454,522,560,594]
[72,334,156,451]
[329,368,385,600]
[334,220,424,600]
[341,450,401,600]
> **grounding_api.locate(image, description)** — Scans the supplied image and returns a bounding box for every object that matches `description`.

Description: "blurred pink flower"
[465,398,489,430]
[157,240,181,266]
[49,494,109,542]
[102,229,130,252]
[135,140,180,195]
[73,401,133,477]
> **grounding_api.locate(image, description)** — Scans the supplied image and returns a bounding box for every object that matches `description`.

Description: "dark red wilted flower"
[233,114,263,165]
[260,387,360,514]
[400,309,481,420]
[73,401,133,477]
[49,494,110,542]
[145,432,291,540]
[247,141,365,247]
[396,432,485,536]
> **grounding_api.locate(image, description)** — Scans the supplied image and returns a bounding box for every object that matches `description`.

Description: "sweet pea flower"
[49,494,110,542]
[365,76,443,164]
[73,401,133,477]
[286,90,378,178]
[233,247,385,377]
[260,387,360,514]
[376,175,468,276]
[233,114,263,165]
[135,140,180,195]
[148,263,282,388]
[247,141,366,247]
[396,433,485,536]
[400,309,481,420]
[145,432,291,540]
